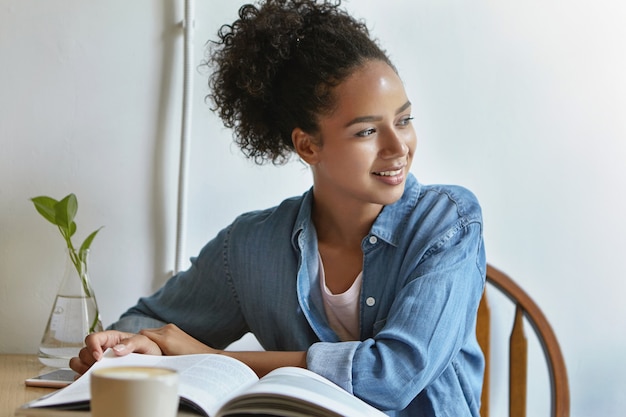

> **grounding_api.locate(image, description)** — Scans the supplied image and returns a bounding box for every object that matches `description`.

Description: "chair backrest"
[476,264,570,417]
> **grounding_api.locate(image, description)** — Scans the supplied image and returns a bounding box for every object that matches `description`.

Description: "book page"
[216,367,387,417]
[167,354,258,416]
[23,350,258,416]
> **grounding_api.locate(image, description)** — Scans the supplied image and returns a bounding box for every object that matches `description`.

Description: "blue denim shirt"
[111,174,486,416]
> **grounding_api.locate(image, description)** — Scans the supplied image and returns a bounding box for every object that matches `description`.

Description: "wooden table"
[1,354,197,416]
[0,354,64,416]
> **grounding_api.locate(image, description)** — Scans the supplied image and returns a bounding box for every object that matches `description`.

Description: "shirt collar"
[291,173,421,249]
[292,188,315,251]
[370,173,420,247]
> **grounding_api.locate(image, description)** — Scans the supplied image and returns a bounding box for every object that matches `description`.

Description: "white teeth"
[376,169,402,177]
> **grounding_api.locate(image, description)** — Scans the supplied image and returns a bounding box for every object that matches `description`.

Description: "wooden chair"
[476,264,570,417]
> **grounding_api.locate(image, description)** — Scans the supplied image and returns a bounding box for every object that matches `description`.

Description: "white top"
[318,253,362,341]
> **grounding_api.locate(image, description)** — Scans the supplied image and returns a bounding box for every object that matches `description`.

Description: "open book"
[19,350,387,417]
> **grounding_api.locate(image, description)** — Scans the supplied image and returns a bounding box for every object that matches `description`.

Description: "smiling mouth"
[373,168,403,177]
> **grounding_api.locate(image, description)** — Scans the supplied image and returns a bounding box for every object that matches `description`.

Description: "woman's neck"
[311,194,382,248]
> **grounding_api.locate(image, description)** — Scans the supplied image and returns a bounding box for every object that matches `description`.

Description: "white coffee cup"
[90,366,179,417]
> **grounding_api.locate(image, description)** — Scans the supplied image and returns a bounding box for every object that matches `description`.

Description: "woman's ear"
[292,128,321,165]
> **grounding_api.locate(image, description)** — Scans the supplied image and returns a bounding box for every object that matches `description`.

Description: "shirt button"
[369,236,378,244]
[366,297,376,307]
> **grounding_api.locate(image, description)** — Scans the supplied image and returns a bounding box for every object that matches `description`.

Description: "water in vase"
[38,294,103,368]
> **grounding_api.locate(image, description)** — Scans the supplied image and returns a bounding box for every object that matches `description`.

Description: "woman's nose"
[379,128,409,158]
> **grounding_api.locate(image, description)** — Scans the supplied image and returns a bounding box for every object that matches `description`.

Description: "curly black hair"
[205,0,393,165]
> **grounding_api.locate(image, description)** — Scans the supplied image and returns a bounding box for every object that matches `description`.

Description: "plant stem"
[58,225,99,332]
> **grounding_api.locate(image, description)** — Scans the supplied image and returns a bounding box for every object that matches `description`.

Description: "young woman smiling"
[70,1,486,415]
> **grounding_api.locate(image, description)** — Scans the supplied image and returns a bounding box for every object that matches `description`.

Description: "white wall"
[1,1,624,415]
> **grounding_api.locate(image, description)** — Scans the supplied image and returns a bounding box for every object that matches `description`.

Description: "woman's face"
[309,60,417,209]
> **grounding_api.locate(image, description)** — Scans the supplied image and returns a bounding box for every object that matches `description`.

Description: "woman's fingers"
[68,324,213,375]
[140,324,214,355]
[69,330,162,374]
[110,333,163,356]
[83,330,135,360]
[69,348,97,375]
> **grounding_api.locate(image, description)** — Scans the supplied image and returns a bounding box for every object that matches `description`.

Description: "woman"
[70,1,486,415]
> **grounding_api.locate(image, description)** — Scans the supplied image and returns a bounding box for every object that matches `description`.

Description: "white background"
[1,1,624,415]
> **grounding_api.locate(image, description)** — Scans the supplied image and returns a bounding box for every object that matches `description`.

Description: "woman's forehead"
[327,61,409,119]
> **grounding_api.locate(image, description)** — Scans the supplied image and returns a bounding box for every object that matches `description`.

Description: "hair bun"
[206,0,390,165]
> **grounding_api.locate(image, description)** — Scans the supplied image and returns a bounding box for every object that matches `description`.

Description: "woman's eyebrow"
[396,100,412,114]
[344,100,412,128]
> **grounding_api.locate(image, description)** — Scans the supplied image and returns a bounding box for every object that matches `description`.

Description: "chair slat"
[476,291,491,417]
[509,305,528,417]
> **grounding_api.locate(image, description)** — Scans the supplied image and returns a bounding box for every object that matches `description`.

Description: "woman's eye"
[398,116,414,127]
[356,128,376,137]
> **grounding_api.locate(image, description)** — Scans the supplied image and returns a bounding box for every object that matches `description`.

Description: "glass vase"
[38,249,103,367]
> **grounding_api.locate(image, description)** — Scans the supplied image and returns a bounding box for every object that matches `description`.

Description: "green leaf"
[79,227,103,260]
[31,196,59,225]
[54,194,78,231]
[69,221,77,238]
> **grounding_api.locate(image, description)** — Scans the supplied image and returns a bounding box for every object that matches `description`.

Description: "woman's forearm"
[138,324,306,378]
[221,350,307,377]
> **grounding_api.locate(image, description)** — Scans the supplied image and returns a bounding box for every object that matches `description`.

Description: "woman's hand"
[69,330,162,375]
[139,323,217,356]
[70,324,306,379]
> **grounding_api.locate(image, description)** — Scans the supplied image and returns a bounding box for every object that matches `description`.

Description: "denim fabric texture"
[112,173,486,416]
